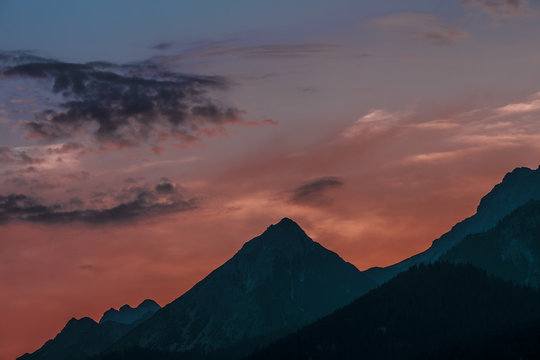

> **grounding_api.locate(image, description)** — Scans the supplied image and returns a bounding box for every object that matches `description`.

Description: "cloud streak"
[461,0,534,19]
[289,177,344,206]
[152,42,345,63]
[374,13,466,45]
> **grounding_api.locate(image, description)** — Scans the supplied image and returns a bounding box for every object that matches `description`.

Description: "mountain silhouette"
[18,300,160,360]
[19,166,540,360]
[366,166,540,284]
[100,299,160,325]
[104,218,374,358]
[441,199,540,288]
[248,262,540,360]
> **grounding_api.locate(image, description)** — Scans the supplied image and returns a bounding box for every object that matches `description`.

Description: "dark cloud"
[461,0,533,18]
[2,53,255,148]
[0,180,197,225]
[155,182,174,194]
[289,177,344,206]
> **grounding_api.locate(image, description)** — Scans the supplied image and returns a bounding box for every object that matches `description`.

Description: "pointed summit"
[110,218,375,357]
[263,217,307,238]
[242,218,313,257]
[273,217,302,229]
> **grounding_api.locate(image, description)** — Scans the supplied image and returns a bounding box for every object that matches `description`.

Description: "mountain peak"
[476,166,540,217]
[138,299,159,308]
[111,218,374,355]
[99,299,160,325]
[265,217,305,235]
[243,217,314,256]
[275,217,299,227]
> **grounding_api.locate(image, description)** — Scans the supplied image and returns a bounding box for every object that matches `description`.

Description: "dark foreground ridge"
[441,199,540,288]
[248,262,540,360]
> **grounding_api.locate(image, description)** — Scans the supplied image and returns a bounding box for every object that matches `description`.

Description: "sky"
[2,0,540,358]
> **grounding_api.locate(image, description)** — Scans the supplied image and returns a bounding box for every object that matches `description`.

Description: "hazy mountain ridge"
[18,318,132,360]
[366,166,540,284]
[441,199,540,287]
[18,300,161,360]
[100,299,160,325]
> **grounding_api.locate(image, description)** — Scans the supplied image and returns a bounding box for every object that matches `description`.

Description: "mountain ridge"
[18,300,161,360]
[104,217,374,357]
[366,165,540,284]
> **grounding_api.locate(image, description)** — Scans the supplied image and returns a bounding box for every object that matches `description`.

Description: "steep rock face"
[19,300,161,360]
[366,166,540,284]
[111,218,375,355]
[441,200,540,288]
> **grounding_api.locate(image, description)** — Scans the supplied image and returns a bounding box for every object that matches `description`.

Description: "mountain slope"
[366,166,540,284]
[441,199,540,287]
[18,300,161,360]
[107,218,375,357]
[248,262,540,360]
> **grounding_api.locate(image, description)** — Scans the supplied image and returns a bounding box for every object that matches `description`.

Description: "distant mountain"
[248,262,540,360]
[100,299,160,325]
[366,166,540,284]
[441,200,540,288]
[104,218,375,358]
[18,300,160,360]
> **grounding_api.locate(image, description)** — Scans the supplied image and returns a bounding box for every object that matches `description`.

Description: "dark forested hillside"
[441,200,540,288]
[248,262,540,360]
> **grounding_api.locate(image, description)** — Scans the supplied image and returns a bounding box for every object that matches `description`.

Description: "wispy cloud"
[152,42,345,63]
[461,0,535,19]
[343,109,412,139]
[495,92,540,115]
[374,12,466,45]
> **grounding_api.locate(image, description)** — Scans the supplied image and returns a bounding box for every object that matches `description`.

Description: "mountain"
[18,300,161,360]
[366,166,540,284]
[248,262,540,360]
[104,218,375,358]
[100,299,160,325]
[441,199,540,288]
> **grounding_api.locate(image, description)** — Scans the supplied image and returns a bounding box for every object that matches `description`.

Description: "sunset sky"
[2,1,540,359]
